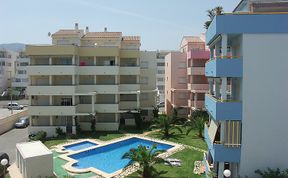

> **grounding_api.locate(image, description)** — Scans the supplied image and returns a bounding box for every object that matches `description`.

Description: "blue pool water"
[69,137,173,174]
[64,141,97,151]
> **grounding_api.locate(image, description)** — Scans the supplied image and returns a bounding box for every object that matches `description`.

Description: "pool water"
[69,137,173,174]
[64,141,98,151]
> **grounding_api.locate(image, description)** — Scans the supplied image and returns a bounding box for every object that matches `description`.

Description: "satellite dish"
[48,32,51,37]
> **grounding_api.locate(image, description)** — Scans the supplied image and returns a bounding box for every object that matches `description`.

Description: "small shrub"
[255,168,288,178]
[134,112,143,129]
[30,131,47,141]
[152,106,159,118]
[56,127,65,137]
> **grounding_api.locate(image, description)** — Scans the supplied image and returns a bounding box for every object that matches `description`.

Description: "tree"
[152,106,159,118]
[185,116,208,138]
[122,144,169,178]
[133,109,143,129]
[204,6,224,29]
[255,168,288,178]
[89,113,96,133]
[150,115,182,138]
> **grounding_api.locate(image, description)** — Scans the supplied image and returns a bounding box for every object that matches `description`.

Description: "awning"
[208,119,219,142]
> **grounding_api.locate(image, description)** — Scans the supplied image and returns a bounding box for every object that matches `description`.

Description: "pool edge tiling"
[59,135,183,178]
[55,139,103,154]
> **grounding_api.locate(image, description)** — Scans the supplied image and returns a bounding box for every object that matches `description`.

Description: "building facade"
[156,51,170,104]
[12,51,30,96]
[165,36,209,116]
[26,24,157,137]
[0,49,16,94]
[203,1,288,178]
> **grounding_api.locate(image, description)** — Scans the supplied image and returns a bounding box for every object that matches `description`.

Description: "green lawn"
[147,127,208,150]
[126,148,205,178]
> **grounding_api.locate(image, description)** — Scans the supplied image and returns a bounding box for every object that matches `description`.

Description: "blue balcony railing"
[205,94,242,121]
[204,126,241,163]
[205,58,243,78]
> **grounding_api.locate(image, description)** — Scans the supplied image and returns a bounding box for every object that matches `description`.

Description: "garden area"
[30,109,209,178]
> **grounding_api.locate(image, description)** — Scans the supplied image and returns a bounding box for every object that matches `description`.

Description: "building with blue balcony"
[203,0,288,178]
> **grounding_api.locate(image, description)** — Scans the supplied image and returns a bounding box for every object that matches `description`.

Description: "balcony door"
[61,98,72,106]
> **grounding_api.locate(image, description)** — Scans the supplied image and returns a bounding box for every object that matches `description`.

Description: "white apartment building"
[26,24,157,137]
[12,51,30,96]
[0,49,16,94]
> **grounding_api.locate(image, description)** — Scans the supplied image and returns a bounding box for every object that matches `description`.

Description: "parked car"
[7,102,24,110]
[157,102,165,108]
[15,116,29,128]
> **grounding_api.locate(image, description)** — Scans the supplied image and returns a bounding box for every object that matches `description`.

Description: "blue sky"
[0,0,239,50]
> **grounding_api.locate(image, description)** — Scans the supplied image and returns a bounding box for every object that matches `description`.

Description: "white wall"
[240,34,288,177]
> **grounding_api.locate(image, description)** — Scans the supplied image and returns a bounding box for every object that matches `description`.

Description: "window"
[140,93,148,100]
[157,86,164,90]
[140,77,148,84]
[157,78,164,82]
[157,62,165,66]
[178,62,186,68]
[157,70,165,74]
[120,94,137,101]
[1,61,5,66]
[20,62,29,66]
[18,70,27,74]
[140,61,148,69]
[178,77,187,84]
[79,96,92,104]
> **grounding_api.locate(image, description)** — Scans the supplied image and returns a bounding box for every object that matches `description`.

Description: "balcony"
[205,58,243,78]
[78,66,119,75]
[119,84,140,92]
[28,85,76,95]
[119,66,140,75]
[187,83,208,91]
[26,45,77,55]
[76,85,118,93]
[206,14,288,45]
[204,126,240,163]
[28,105,76,115]
[205,94,242,120]
[119,101,138,110]
[120,50,140,58]
[76,104,92,113]
[187,67,205,75]
[94,104,119,113]
[27,65,77,75]
[188,50,210,60]
[188,100,205,109]
[78,46,119,56]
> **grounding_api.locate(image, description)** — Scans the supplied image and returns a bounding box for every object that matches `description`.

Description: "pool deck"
[54,135,185,178]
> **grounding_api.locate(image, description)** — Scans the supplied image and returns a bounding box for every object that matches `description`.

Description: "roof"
[122,36,140,41]
[16,141,52,159]
[83,32,122,38]
[182,36,204,43]
[52,29,83,37]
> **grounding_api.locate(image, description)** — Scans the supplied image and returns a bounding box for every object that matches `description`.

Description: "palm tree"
[122,144,169,178]
[204,6,224,29]
[150,115,183,138]
[185,116,208,138]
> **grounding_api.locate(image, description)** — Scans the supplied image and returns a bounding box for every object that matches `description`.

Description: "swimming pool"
[63,141,98,151]
[68,137,174,174]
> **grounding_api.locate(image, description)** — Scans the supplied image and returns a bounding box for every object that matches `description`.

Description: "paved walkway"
[0,127,28,163]
[0,108,25,120]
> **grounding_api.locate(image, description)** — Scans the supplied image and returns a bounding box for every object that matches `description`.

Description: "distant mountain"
[0,43,25,52]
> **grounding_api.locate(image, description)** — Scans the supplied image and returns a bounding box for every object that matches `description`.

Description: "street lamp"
[1,158,8,178]
[223,169,231,177]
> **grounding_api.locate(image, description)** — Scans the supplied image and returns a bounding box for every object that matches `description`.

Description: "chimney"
[85,26,89,33]
[75,23,79,30]
[104,27,107,32]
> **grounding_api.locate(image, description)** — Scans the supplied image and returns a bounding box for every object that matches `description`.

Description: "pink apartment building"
[165,36,209,116]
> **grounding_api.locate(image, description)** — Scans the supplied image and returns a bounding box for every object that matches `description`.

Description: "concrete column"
[49,96,52,105]
[49,57,52,65]
[92,94,95,113]
[218,162,225,178]
[72,116,75,126]
[94,56,97,65]
[215,80,221,98]
[49,116,53,126]
[221,77,227,101]
[221,34,228,57]
[72,95,75,106]
[115,113,118,122]
[231,163,238,178]
[72,55,75,65]
[115,94,119,103]
[72,75,75,85]
[137,92,140,109]
[49,75,52,85]
[115,56,119,65]
[194,93,197,108]
[220,121,225,143]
